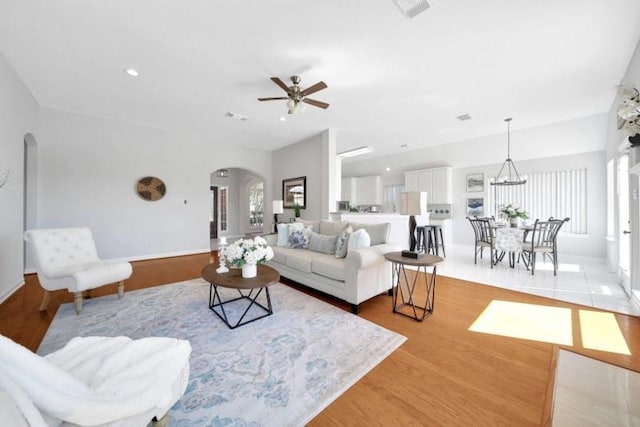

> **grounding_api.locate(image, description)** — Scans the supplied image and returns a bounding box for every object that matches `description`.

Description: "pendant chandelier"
[491,117,527,186]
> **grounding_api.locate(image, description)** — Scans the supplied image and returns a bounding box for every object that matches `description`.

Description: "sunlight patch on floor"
[469,300,573,345]
[533,262,581,273]
[579,310,631,355]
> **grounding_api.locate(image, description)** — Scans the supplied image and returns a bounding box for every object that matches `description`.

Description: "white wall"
[0,52,38,302]
[453,151,607,258]
[36,107,273,261]
[605,37,640,287]
[272,132,326,221]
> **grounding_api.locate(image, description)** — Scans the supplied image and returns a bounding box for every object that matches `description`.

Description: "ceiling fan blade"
[300,81,327,97]
[258,97,289,101]
[271,77,292,94]
[302,98,329,109]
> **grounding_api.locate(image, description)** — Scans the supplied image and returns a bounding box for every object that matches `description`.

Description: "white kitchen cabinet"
[404,167,452,204]
[341,175,382,205]
[341,177,355,203]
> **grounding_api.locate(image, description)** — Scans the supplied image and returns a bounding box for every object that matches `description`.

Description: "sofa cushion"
[284,249,317,273]
[347,229,371,253]
[319,220,347,236]
[335,225,353,258]
[287,223,311,249]
[308,231,338,255]
[294,218,320,233]
[349,222,390,245]
[312,255,346,282]
[270,246,291,264]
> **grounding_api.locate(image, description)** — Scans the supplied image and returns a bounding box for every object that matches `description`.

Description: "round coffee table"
[202,263,280,329]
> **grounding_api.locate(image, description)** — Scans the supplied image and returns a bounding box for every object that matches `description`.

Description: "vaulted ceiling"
[1,0,639,160]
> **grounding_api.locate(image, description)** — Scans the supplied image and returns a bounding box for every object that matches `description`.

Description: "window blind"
[486,168,587,234]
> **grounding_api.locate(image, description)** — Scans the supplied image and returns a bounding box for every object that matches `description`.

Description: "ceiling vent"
[225,111,247,121]
[457,113,472,121]
[394,0,430,19]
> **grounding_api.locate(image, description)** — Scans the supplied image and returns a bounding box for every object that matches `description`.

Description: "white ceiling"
[1,0,639,161]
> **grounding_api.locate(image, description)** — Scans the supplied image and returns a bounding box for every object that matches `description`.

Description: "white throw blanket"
[0,335,191,426]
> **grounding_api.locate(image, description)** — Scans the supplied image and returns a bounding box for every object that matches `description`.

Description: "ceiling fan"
[258,76,329,114]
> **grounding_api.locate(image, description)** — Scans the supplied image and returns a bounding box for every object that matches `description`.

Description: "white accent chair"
[0,334,191,427]
[24,228,133,314]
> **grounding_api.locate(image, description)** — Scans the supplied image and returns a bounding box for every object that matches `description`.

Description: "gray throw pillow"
[308,231,339,255]
[335,225,353,258]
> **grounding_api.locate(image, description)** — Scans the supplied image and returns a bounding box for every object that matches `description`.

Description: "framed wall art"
[466,198,484,217]
[466,173,484,192]
[282,176,306,209]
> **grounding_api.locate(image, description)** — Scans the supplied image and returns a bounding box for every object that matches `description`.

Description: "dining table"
[491,223,533,268]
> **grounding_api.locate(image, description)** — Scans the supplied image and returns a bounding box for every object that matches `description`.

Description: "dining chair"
[467,216,496,268]
[522,218,570,275]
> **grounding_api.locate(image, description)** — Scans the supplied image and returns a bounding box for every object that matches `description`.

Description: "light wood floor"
[2,253,639,426]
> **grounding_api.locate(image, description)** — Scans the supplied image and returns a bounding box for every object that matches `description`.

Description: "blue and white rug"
[39,279,406,426]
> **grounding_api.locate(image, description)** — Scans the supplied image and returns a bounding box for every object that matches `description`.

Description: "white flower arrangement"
[225,236,274,267]
[500,203,529,220]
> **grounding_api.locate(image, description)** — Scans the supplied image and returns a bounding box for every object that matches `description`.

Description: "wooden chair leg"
[39,290,51,311]
[117,281,125,298]
[74,292,83,314]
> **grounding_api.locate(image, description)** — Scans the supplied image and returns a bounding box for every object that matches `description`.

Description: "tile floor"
[436,244,640,316]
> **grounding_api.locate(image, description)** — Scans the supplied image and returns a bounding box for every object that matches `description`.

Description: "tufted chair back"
[24,228,100,280]
[24,227,132,313]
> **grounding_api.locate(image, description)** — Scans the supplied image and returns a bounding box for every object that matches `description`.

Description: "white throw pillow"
[276,223,290,247]
[347,228,371,253]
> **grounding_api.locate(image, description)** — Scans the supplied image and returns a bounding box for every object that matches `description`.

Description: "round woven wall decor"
[136,176,166,201]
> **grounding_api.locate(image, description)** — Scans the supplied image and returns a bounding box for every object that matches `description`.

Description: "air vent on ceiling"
[394,0,430,19]
[225,111,248,121]
[457,113,472,121]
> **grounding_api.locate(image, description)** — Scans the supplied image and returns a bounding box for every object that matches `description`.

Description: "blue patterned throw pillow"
[335,225,353,258]
[288,223,311,249]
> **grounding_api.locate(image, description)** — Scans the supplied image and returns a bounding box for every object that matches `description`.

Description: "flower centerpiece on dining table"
[500,204,529,228]
[225,236,274,278]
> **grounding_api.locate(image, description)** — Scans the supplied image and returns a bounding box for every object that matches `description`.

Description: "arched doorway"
[210,167,266,249]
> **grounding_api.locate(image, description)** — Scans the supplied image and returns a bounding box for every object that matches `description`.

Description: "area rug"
[38,279,406,426]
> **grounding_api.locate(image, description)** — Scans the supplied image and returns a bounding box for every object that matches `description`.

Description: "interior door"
[617,155,631,294]
[210,186,218,239]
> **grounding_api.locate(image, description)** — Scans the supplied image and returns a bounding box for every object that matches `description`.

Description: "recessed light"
[386,167,391,171]
[124,68,139,77]
[279,117,286,122]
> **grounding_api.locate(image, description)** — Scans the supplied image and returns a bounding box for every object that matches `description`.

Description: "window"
[249,182,263,228]
[384,184,405,213]
[220,187,228,231]
[487,168,587,234]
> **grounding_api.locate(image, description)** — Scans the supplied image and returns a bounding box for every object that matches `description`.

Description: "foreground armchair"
[24,227,133,313]
[0,334,191,427]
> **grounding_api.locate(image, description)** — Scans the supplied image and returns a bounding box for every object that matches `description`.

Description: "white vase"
[510,218,518,228]
[241,263,257,278]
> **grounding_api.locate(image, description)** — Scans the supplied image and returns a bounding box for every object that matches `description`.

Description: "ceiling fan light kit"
[258,75,329,115]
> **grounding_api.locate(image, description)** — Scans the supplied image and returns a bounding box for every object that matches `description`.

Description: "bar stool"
[418,224,447,257]
[416,226,429,253]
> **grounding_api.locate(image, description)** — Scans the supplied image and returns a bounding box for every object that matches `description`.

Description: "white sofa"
[264,219,402,314]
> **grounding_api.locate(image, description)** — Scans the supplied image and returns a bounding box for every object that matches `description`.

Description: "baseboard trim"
[0,279,25,305]
[23,249,212,276]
